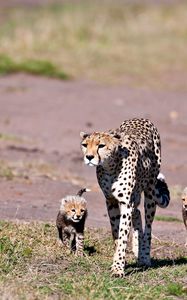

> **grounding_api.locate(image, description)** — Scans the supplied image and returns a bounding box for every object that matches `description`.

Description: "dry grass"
[0,158,90,188]
[0,133,24,143]
[0,221,186,299]
[0,158,64,182]
[0,1,187,86]
[170,185,185,200]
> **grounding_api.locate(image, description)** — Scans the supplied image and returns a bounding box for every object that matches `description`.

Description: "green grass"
[0,54,69,79]
[0,221,186,299]
[155,215,182,223]
[0,1,187,86]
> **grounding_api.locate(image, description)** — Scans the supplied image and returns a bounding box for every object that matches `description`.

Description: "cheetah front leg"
[106,197,120,247]
[57,227,71,249]
[75,233,84,257]
[111,202,133,277]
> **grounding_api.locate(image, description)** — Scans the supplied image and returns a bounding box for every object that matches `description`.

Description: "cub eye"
[98,144,105,148]
[81,143,87,148]
[80,209,85,213]
[71,208,76,212]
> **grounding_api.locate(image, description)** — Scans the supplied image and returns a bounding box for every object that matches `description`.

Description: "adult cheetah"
[80,118,170,277]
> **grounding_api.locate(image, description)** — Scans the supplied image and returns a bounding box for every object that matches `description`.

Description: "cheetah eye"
[80,209,85,213]
[98,144,105,148]
[71,208,76,212]
[81,143,87,148]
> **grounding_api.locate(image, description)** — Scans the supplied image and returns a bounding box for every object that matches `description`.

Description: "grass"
[0,54,69,79]
[155,215,182,223]
[0,221,186,299]
[0,158,87,186]
[0,1,187,86]
[0,132,23,142]
[170,185,184,200]
[0,159,60,181]
[0,164,14,180]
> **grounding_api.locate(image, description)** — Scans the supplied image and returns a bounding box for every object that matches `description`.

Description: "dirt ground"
[0,0,182,8]
[0,73,186,247]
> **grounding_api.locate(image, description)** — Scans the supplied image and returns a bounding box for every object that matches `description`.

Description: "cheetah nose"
[86,155,94,161]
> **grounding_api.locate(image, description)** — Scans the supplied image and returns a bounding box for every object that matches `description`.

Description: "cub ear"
[80,132,89,139]
[182,187,187,199]
[60,198,67,205]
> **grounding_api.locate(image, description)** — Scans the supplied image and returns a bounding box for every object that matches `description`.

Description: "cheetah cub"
[182,187,187,229]
[56,188,89,256]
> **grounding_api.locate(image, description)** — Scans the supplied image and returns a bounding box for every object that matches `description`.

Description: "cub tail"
[77,188,91,197]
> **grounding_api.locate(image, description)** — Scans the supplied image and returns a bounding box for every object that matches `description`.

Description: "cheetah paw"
[111,264,125,278]
[56,239,63,247]
[75,251,84,257]
[137,258,151,268]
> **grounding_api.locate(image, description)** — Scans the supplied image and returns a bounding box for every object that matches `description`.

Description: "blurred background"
[0,0,186,228]
[0,0,187,88]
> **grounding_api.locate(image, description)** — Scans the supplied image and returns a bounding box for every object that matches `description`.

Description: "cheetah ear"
[80,132,89,139]
[113,133,121,140]
[60,198,67,205]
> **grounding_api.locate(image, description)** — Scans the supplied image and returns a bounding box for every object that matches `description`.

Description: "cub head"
[60,196,87,223]
[182,187,187,211]
[80,131,120,167]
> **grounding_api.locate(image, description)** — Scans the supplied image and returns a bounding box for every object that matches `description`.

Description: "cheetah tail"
[155,174,170,208]
[77,188,91,197]
[157,172,165,182]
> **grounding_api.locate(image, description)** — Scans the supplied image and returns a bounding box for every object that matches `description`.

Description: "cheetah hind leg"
[140,174,170,266]
[132,208,144,266]
[141,189,157,267]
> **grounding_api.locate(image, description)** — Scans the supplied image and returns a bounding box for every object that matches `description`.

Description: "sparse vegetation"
[0,54,69,79]
[155,215,182,223]
[0,159,60,181]
[0,1,187,86]
[0,221,186,299]
[0,160,15,180]
[0,133,23,142]
[170,185,184,200]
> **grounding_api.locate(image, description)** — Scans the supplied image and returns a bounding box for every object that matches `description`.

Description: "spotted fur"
[182,187,187,230]
[56,188,89,256]
[80,118,170,277]
[182,187,187,246]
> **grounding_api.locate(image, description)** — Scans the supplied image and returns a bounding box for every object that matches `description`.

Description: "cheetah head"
[80,131,120,167]
[182,187,187,211]
[60,197,87,223]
